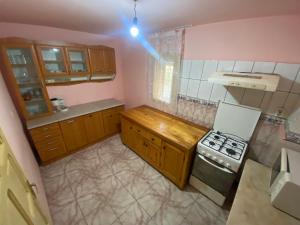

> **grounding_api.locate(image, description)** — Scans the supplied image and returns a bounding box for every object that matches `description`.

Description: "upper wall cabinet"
[66,47,90,76]
[89,47,116,81]
[0,39,53,120]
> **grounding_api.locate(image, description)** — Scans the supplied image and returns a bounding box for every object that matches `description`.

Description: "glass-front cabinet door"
[4,45,52,120]
[66,48,90,75]
[36,46,68,76]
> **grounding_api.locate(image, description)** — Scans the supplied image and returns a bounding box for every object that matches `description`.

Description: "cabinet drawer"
[35,137,64,151]
[102,106,124,117]
[30,123,61,139]
[37,141,66,162]
[134,125,148,138]
[146,132,162,147]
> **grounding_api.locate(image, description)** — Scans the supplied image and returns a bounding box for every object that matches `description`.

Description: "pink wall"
[121,15,300,108]
[0,22,125,106]
[184,15,300,63]
[0,74,51,220]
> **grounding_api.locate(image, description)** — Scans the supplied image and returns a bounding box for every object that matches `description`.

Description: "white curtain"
[147,29,185,114]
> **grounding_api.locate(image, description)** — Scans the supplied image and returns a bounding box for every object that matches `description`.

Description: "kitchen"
[0,1,300,225]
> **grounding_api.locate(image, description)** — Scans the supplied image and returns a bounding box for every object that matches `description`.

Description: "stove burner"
[209,141,215,146]
[226,148,236,155]
[214,135,220,140]
[216,131,221,135]
[231,142,237,147]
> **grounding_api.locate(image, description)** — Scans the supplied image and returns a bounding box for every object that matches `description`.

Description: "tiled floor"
[41,135,229,225]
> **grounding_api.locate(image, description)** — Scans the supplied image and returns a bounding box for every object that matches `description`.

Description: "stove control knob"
[205,153,211,158]
[201,150,206,155]
[212,156,217,160]
[225,163,231,168]
[218,159,224,164]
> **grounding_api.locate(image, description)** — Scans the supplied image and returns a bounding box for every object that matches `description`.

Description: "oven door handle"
[198,154,234,174]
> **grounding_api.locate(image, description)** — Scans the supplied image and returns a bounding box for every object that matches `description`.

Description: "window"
[152,63,174,104]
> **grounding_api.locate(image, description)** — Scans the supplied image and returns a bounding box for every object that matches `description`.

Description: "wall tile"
[233,61,254,72]
[224,87,244,104]
[291,69,300,94]
[260,92,273,113]
[274,63,300,92]
[189,60,204,79]
[217,60,235,72]
[197,81,213,100]
[210,84,227,103]
[252,62,276,73]
[201,60,218,80]
[181,60,191,78]
[241,89,264,108]
[265,91,289,115]
[179,78,188,95]
[186,80,200,98]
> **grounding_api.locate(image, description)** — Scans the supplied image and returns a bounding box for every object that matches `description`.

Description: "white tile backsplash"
[284,93,300,117]
[179,78,188,95]
[274,63,300,92]
[189,60,204,79]
[241,89,264,108]
[217,61,235,72]
[201,60,218,80]
[252,62,276,73]
[181,59,300,118]
[197,81,213,100]
[233,61,254,72]
[181,60,192,78]
[210,84,227,103]
[186,79,200,98]
[224,87,244,104]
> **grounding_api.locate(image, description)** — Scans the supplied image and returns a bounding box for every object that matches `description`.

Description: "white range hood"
[208,72,280,92]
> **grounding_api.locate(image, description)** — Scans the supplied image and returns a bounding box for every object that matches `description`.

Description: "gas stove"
[198,130,248,172]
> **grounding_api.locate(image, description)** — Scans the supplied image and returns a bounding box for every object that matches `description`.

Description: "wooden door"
[0,128,50,225]
[147,142,161,168]
[83,112,105,144]
[36,45,68,77]
[121,118,135,149]
[134,135,147,159]
[0,41,53,120]
[161,142,185,184]
[103,109,122,136]
[60,117,88,152]
[65,47,90,76]
[103,48,116,74]
[88,47,105,74]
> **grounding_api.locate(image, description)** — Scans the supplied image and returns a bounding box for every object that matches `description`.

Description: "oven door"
[192,153,236,196]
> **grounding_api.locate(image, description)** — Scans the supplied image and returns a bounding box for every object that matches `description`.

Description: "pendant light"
[130,0,139,37]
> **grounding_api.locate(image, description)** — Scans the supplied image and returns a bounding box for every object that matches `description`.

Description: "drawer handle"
[67,120,74,123]
[45,135,52,138]
[137,130,141,133]
[48,147,58,151]
[151,138,155,141]
[43,128,49,131]
[47,141,55,145]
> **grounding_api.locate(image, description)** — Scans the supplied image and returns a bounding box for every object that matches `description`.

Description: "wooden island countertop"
[121,105,208,150]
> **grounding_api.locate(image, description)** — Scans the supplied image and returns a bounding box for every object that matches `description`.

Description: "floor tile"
[118,202,151,225]
[77,193,118,225]
[150,205,185,225]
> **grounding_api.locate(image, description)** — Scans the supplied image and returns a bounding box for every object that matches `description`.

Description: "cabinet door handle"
[151,138,155,141]
[43,127,49,131]
[48,147,57,151]
[45,135,52,138]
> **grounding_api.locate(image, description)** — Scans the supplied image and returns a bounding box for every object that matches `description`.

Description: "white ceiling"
[1,0,300,35]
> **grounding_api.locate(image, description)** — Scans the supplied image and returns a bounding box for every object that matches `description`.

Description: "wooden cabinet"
[60,117,87,152]
[30,123,67,162]
[121,106,208,189]
[103,106,123,135]
[65,47,90,76]
[0,39,53,121]
[161,142,185,184]
[36,45,68,76]
[83,112,105,143]
[89,47,116,75]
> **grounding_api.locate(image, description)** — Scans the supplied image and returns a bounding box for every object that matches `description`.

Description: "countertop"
[121,105,208,150]
[27,98,124,129]
[226,159,300,225]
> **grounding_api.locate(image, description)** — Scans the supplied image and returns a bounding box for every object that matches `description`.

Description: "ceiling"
[1,0,300,36]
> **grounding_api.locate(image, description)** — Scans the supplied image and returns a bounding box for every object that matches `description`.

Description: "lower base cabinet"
[29,105,124,164]
[60,117,88,152]
[121,117,190,189]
